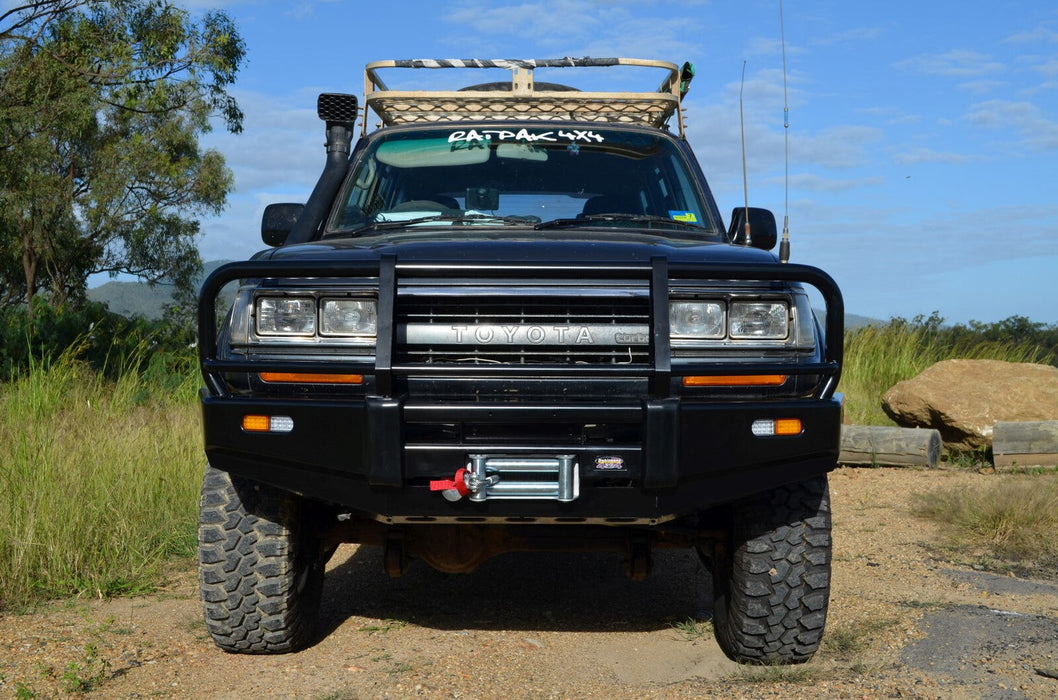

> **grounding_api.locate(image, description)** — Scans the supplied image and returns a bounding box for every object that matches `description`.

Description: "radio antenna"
[779,0,791,263]
[739,60,751,247]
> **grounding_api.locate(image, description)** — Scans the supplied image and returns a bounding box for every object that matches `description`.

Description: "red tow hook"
[429,468,470,502]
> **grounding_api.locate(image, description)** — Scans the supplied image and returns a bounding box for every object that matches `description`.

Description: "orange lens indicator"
[259,372,364,385]
[241,415,294,433]
[750,418,802,437]
[682,374,787,387]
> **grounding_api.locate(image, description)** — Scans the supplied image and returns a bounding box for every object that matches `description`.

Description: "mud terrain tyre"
[711,475,832,665]
[198,466,326,653]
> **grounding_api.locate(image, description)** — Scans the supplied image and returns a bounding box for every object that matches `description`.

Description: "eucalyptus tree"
[0,0,244,315]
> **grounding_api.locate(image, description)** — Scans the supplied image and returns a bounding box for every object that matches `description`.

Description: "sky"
[179,0,1057,325]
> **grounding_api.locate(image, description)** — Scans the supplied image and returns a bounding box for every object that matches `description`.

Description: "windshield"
[325,126,722,237]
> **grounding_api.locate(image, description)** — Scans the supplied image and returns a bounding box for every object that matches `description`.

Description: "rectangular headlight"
[729,301,789,339]
[669,301,725,338]
[256,297,316,336]
[321,299,377,337]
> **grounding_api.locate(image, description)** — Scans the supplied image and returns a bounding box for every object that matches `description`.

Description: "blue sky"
[184,0,1057,325]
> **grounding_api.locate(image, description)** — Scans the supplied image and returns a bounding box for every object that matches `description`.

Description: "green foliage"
[0,0,244,311]
[0,298,196,381]
[0,338,201,610]
[841,313,1056,425]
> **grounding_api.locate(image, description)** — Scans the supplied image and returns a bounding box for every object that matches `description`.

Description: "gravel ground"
[3,466,1058,699]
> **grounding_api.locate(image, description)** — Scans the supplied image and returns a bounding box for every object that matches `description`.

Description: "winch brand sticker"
[594,456,626,471]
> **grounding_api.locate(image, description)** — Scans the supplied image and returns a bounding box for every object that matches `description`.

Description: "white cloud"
[892,147,973,166]
[966,99,1058,151]
[812,26,884,46]
[790,125,883,169]
[895,49,1005,78]
[1005,25,1058,44]
[1034,58,1058,79]
[440,0,706,61]
[783,173,884,193]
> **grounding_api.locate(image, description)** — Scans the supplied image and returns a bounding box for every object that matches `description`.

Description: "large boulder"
[881,359,1058,451]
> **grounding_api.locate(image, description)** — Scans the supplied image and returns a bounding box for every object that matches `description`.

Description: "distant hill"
[87,260,233,319]
[846,313,883,329]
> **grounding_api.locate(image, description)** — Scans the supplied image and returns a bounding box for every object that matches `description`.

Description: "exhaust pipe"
[285,93,359,245]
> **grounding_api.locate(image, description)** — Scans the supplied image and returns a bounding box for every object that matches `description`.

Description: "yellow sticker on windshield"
[669,211,699,223]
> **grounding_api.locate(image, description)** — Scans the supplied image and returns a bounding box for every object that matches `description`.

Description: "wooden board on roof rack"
[362,58,690,137]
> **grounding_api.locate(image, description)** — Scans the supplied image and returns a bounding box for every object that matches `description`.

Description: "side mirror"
[727,207,777,251]
[261,203,304,247]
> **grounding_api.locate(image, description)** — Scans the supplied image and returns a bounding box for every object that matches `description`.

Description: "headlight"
[321,299,377,337]
[729,301,789,339]
[256,297,316,336]
[669,301,724,338]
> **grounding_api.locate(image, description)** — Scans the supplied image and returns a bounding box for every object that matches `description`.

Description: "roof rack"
[363,58,693,137]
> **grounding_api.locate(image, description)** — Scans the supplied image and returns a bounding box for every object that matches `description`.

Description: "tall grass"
[841,316,1053,425]
[0,345,202,611]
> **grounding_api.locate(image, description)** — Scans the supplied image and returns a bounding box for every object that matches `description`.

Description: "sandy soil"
[3,467,1058,699]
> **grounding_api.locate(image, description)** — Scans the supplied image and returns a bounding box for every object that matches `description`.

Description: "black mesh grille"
[317,93,359,122]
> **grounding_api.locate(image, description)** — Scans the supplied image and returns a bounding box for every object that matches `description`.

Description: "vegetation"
[913,474,1058,579]
[837,313,1058,579]
[0,297,196,381]
[840,313,1056,426]
[0,322,200,611]
[0,0,244,316]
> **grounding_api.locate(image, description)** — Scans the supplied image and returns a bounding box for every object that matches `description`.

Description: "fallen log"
[993,421,1058,470]
[839,425,942,468]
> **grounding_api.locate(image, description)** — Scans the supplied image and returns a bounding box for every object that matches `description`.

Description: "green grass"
[670,616,712,641]
[0,348,202,611]
[912,472,1058,577]
[840,317,1051,426]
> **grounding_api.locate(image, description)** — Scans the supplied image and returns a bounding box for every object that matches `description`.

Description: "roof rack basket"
[363,58,693,137]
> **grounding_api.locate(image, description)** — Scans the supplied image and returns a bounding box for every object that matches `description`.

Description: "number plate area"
[466,454,579,502]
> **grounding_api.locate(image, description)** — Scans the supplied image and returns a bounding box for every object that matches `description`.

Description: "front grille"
[397,290,652,365]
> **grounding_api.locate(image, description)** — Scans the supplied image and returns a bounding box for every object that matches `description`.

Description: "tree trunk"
[839,425,943,468]
[993,421,1058,470]
[21,227,38,320]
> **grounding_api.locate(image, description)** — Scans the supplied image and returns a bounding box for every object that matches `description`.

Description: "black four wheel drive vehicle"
[197,58,844,664]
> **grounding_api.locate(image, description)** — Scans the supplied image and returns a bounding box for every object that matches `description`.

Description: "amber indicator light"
[682,374,787,387]
[260,372,364,385]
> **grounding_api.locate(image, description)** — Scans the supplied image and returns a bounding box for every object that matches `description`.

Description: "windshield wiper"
[352,213,538,233]
[534,213,708,231]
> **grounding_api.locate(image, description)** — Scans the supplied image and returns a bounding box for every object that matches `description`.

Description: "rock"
[881,360,1058,451]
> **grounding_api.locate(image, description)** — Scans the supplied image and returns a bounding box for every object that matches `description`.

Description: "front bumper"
[202,391,842,521]
[199,257,844,521]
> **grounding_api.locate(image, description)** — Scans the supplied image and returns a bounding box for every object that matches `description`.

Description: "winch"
[430,454,579,502]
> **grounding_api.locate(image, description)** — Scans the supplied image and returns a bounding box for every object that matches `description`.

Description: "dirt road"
[3,467,1058,698]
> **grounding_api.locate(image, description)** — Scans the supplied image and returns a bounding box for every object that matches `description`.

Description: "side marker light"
[751,418,803,437]
[242,415,294,433]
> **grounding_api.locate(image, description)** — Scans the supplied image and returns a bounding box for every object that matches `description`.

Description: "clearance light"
[260,372,364,385]
[242,415,294,433]
[682,374,787,387]
[751,418,803,437]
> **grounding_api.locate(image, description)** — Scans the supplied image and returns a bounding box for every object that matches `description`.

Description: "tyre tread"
[197,466,322,654]
[713,475,832,664]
